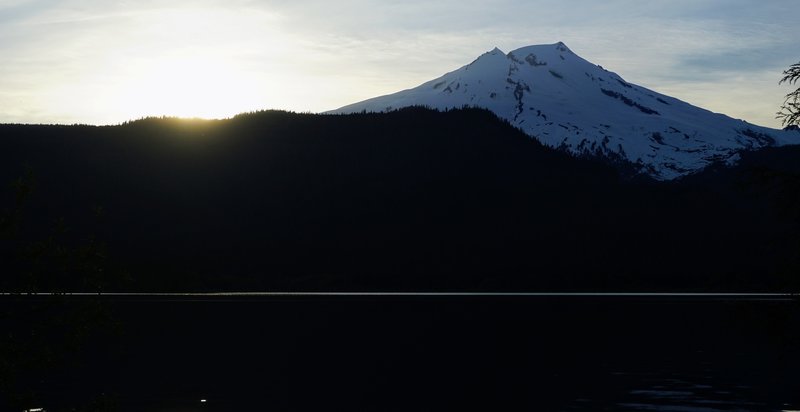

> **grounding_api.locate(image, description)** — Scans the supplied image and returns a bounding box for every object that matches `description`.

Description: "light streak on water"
[0,292,796,299]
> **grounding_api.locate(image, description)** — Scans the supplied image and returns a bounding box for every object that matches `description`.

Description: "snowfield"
[330,42,799,180]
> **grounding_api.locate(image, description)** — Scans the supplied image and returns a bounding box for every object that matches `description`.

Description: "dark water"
[2,295,799,411]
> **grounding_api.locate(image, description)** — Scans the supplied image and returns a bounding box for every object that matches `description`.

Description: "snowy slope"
[331,42,799,180]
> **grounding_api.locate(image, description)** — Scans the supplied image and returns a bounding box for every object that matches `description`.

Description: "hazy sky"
[0,0,796,127]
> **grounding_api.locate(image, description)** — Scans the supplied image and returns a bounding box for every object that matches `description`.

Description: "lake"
[2,294,799,411]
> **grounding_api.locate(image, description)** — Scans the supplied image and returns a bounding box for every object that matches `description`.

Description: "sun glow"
[91,7,280,121]
[114,55,266,120]
[27,6,294,124]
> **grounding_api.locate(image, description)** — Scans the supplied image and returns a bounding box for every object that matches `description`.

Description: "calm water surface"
[2,294,799,411]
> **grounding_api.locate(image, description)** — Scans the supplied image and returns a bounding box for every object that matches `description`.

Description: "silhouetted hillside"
[0,108,797,291]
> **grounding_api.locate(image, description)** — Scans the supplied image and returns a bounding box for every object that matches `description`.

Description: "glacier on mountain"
[330,42,799,180]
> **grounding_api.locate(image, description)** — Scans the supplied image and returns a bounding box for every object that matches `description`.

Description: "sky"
[0,0,796,127]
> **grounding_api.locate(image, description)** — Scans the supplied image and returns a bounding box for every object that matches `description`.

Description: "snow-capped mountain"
[331,42,798,180]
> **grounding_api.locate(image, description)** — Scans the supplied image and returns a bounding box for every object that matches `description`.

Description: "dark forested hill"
[1,108,797,291]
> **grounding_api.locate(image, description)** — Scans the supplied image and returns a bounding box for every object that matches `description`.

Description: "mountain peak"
[331,43,797,179]
[507,41,571,52]
[555,41,571,52]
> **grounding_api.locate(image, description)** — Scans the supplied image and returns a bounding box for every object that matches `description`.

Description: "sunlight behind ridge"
[114,55,264,120]
[91,7,279,121]
[30,6,300,124]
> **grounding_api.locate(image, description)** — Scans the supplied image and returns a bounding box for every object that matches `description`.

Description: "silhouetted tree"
[1,108,798,291]
[1,170,124,411]
[778,61,800,127]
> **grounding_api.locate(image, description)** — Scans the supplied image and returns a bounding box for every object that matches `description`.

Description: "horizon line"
[1,292,797,298]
